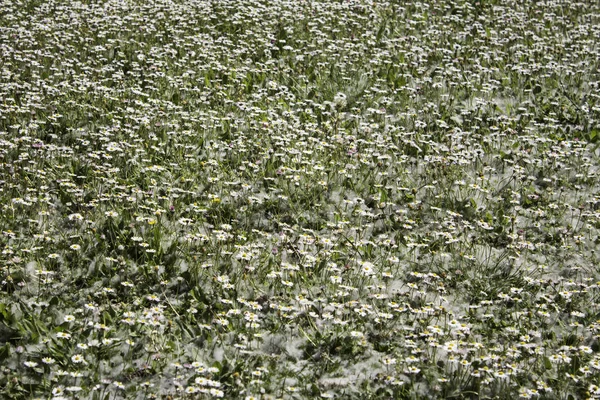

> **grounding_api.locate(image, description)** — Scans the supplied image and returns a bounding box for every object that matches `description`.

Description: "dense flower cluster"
[1,0,599,398]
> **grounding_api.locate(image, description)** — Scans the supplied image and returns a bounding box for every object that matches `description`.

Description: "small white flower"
[64,315,76,323]
[71,354,85,364]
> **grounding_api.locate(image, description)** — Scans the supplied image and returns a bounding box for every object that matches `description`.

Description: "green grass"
[1,0,600,399]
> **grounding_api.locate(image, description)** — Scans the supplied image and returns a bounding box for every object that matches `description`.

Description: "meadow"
[1,0,600,398]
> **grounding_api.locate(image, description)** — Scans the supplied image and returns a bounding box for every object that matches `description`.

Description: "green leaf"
[588,128,598,143]
[0,343,9,361]
[0,303,12,323]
